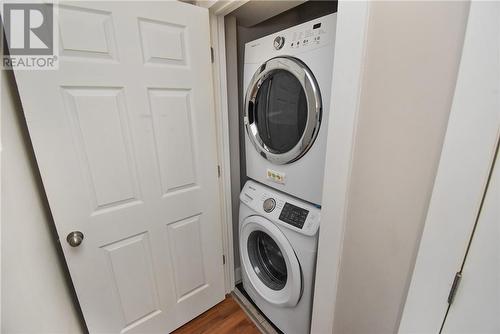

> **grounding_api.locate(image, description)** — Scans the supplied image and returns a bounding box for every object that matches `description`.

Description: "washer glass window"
[247,230,287,290]
[246,57,322,164]
[254,70,308,153]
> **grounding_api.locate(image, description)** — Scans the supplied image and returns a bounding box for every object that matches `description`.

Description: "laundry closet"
[5,1,490,334]
[220,2,338,333]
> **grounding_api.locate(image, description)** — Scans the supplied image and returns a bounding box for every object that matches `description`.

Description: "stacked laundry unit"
[239,13,337,334]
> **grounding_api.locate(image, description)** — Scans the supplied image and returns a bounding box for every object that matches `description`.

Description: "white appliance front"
[239,180,320,334]
[243,13,337,205]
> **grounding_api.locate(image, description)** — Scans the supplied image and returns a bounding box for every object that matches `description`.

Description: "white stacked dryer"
[243,13,337,205]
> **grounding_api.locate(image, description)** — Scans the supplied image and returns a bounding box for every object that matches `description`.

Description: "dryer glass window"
[254,70,308,153]
[248,230,287,290]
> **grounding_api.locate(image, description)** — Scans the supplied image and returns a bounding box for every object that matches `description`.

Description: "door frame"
[205,1,372,332]
[206,1,247,294]
[398,2,500,332]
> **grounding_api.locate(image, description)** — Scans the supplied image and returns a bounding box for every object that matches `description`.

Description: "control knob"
[263,198,276,213]
[273,36,285,50]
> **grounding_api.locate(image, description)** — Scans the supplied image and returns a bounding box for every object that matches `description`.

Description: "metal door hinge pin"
[448,272,462,305]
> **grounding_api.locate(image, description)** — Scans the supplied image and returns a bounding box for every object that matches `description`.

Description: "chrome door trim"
[244,56,322,165]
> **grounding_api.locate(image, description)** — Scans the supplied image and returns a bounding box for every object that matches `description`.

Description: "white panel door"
[10,2,225,333]
[441,147,499,334]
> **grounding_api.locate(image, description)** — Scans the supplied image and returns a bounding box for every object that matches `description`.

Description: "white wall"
[331,2,469,334]
[1,70,83,334]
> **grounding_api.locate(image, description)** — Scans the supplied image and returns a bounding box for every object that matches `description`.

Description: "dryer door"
[245,57,322,165]
[240,215,302,307]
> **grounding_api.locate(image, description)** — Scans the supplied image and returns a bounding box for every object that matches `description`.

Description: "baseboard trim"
[231,289,279,334]
[234,266,242,284]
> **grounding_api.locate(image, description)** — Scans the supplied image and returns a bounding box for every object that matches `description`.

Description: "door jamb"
[207,0,249,294]
[209,11,235,294]
[310,2,371,332]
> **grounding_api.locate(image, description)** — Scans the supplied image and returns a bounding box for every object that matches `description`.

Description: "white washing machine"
[243,13,337,205]
[239,180,320,334]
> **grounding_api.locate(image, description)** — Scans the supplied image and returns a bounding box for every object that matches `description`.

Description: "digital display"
[313,23,321,30]
[279,202,309,229]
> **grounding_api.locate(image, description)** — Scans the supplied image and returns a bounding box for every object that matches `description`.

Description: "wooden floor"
[172,296,260,334]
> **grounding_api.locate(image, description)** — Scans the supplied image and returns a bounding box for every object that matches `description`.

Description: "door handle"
[66,231,84,247]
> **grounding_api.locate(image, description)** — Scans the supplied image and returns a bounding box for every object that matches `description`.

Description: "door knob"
[66,231,84,247]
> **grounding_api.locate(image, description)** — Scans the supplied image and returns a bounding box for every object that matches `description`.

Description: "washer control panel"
[240,180,320,236]
[279,202,309,229]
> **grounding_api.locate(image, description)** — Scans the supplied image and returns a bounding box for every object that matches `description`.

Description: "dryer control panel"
[244,12,337,64]
[240,180,320,236]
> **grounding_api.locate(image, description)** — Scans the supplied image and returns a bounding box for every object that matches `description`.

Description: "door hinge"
[217,165,221,178]
[210,47,214,63]
[222,255,226,265]
[447,272,462,305]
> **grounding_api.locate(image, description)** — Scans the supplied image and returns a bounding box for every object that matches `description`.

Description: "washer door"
[245,56,322,165]
[240,215,302,307]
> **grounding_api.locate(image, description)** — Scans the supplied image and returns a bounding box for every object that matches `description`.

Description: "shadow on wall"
[1,43,87,333]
